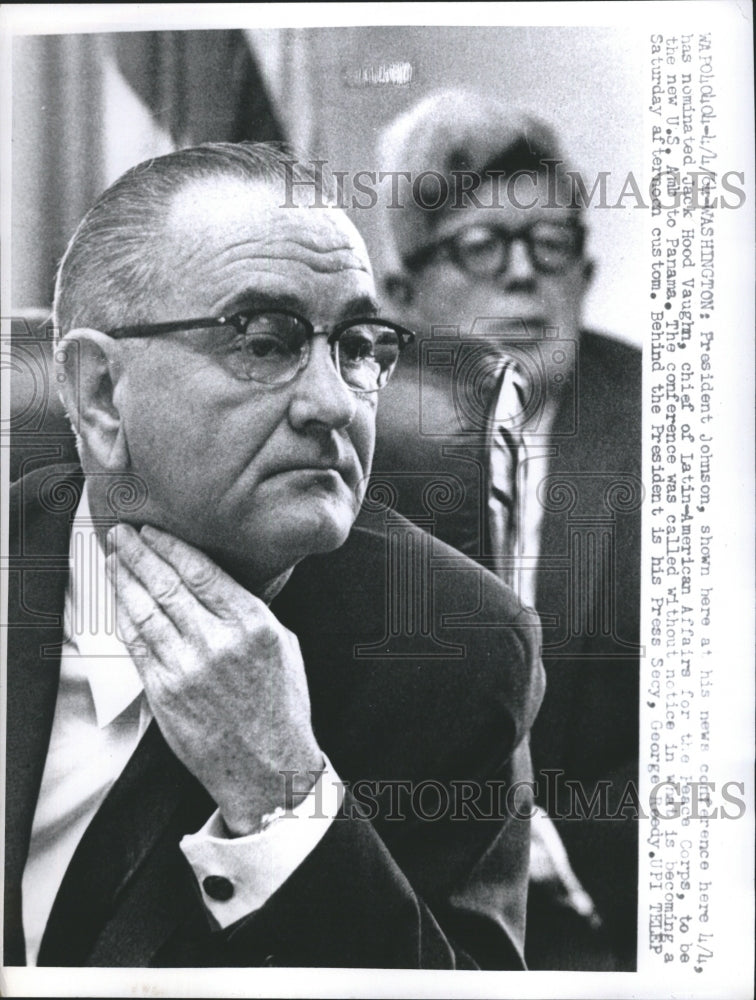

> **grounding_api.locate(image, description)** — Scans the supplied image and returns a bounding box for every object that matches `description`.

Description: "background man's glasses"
[107,310,415,393]
[404,220,585,278]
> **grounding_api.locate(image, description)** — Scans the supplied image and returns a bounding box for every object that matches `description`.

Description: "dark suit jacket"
[373,330,642,968]
[5,465,544,969]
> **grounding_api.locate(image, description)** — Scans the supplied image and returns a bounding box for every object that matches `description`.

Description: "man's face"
[113,177,378,590]
[400,176,591,352]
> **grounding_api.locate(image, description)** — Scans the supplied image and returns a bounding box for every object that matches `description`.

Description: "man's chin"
[293,500,356,555]
[229,501,357,585]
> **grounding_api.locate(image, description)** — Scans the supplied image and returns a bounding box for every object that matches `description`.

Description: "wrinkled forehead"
[164,176,373,279]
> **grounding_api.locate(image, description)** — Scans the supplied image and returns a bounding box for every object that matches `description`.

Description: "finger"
[138,523,261,620]
[112,597,181,722]
[109,523,219,633]
[111,590,151,661]
[106,550,183,663]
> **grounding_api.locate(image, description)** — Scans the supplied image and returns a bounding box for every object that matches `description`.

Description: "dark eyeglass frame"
[403,220,586,278]
[106,308,416,392]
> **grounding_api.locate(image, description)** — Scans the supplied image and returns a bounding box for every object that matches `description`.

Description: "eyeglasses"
[404,220,585,278]
[106,309,415,393]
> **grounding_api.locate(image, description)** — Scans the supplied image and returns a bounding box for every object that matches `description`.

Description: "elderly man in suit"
[5,142,544,969]
[372,91,642,969]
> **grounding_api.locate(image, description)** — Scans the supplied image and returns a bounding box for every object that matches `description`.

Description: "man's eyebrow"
[221,291,380,320]
[338,296,380,319]
[221,290,301,315]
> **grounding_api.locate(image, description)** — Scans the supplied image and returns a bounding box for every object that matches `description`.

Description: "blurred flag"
[102,30,284,184]
[245,29,318,155]
[13,30,290,309]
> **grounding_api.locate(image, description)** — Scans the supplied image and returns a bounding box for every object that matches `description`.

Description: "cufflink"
[202,875,234,901]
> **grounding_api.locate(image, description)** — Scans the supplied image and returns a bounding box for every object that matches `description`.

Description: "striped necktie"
[487,361,528,593]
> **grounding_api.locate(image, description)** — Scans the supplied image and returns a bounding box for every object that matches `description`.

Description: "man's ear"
[382,272,415,308]
[55,329,130,470]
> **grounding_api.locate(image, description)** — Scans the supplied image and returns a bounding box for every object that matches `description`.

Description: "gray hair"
[52,141,336,339]
[376,89,581,265]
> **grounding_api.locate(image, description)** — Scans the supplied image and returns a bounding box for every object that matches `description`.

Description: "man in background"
[372,91,642,969]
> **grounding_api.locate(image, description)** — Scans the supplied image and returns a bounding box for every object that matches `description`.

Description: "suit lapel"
[4,468,80,965]
[6,466,216,967]
[38,722,214,967]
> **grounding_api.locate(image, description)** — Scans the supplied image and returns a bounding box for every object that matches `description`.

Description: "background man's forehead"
[432,198,580,243]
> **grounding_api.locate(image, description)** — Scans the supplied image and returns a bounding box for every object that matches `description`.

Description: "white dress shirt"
[22,490,342,966]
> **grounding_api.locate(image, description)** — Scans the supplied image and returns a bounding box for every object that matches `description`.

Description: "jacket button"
[202,875,234,901]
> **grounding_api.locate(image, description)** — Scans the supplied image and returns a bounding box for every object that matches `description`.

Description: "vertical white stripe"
[101,50,175,188]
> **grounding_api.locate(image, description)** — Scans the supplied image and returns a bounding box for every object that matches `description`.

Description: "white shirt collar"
[65,488,145,728]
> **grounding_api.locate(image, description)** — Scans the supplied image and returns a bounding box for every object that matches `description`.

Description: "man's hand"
[105,523,324,836]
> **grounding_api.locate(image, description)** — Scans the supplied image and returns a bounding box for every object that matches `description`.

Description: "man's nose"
[287,337,358,431]
[503,238,536,289]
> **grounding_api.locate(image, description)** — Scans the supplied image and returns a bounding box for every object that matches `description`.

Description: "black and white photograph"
[1,4,753,998]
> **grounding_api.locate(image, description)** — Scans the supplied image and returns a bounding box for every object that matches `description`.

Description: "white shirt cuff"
[180,758,344,928]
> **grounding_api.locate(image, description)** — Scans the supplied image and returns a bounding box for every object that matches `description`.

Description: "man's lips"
[469,316,548,338]
[267,462,358,485]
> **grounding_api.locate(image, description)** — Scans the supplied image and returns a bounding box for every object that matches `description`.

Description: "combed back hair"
[52,141,337,340]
